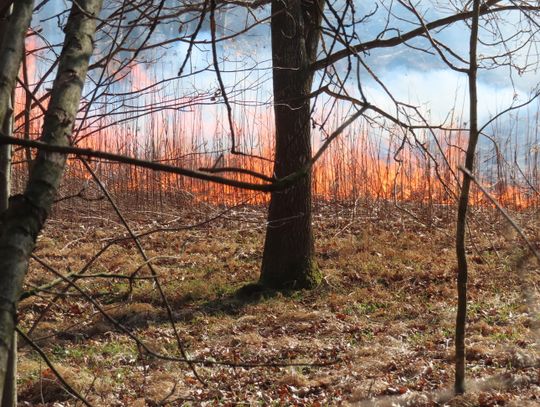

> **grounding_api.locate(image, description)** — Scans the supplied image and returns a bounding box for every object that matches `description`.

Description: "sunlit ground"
[15,200,539,406]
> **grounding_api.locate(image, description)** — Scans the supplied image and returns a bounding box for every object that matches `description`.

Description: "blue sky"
[190,1,539,131]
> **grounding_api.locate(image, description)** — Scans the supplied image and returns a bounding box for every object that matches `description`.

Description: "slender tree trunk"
[0,0,12,210]
[21,48,33,174]
[0,0,34,400]
[0,118,11,211]
[0,56,16,407]
[0,0,103,399]
[0,336,14,407]
[0,90,16,407]
[259,0,324,289]
[455,0,480,395]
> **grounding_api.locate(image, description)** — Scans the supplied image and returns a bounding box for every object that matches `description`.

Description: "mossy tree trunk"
[259,0,324,289]
[0,0,103,399]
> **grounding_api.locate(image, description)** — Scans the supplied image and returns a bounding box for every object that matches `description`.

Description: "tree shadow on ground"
[27,282,286,346]
[171,282,281,321]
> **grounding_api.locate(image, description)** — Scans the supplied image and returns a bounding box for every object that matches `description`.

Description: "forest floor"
[15,200,540,406]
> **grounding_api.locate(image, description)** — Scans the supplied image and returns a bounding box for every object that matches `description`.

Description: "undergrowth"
[16,201,539,406]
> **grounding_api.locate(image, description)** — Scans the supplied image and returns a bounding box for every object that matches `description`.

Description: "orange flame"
[10,48,539,210]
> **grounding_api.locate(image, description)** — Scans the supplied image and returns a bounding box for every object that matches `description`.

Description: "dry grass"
[15,201,539,406]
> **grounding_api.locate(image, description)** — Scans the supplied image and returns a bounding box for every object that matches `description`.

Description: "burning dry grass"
[13,32,540,214]
[16,202,539,406]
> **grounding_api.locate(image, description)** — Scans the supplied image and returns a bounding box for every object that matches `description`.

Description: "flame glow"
[9,37,539,210]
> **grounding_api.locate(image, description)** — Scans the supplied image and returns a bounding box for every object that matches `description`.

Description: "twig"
[459,166,540,261]
[16,327,94,407]
[28,250,341,369]
[26,205,240,333]
[198,166,275,183]
[0,134,277,192]
[80,158,206,385]
[209,0,236,153]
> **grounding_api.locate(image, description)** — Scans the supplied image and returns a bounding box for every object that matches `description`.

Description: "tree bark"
[455,0,480,395]
[0,0,103,399]
[0,0,13,211]
[0,0,32,123]
[0,83,16,407]
[0,53,15,407]
[0,336,15,407]
[259,0,324,289]
[0,0,34,400]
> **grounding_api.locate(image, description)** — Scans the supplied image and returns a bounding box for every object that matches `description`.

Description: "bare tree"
[259,0,325,288]
[0,0,539,400]
[256,0,540,289]
[0,0,104,399]
[455,0,481,394]
[0,4,16,405]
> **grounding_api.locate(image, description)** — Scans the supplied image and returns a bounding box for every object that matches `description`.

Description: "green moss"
[345,301,386,316]
[259,257,322,290]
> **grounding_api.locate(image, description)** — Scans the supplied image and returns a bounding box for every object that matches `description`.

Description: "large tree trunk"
[259,0,324,289]
[0,0,103,399]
